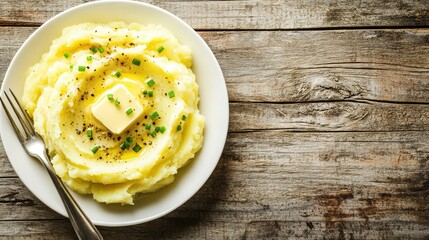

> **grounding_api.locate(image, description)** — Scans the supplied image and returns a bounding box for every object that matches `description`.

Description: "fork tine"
[9,89,35,135]
[0,97,26,142]
[4,90,34,139]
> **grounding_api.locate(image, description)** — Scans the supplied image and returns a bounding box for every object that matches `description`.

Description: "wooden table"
[1,0,428,239]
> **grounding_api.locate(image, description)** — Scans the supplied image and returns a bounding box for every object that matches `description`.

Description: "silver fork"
[1,89,103,240]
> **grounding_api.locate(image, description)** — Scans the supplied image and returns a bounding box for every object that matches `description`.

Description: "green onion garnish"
[87,56,92,61]
[120,141,130,150]
[98,46,104,53]
[168,90,175,98]
[143,90,148,95]
[145,123,151,130]
[114,98,120,106]
[132,58,141,66]
[107,93,113,100]
[159,126,166,133]
[126,108,133,115]
[150,111,159,120]
[182,115,187,121]
[90,47,97,53]
[155,126,160,132]
[132,144,142,153]
[78,66,86,72]
[87,129,93,138]
[120,137,133,150]
[150,131,157,138]
[157,46,164,53]
[115,71,121,78]
[177,125,182,131]
[91,146,99,154]
[64,53,70,59]
[69,65,73,71]
[146,78,155,87]
[148,90,153,97]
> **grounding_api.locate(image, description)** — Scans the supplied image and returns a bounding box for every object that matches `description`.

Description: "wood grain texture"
[0,143,14,177]
[0,220,428,240]
[201,29,429,103]
[0,0,428,29]
[1,28,429,103]
[1,131,429,238]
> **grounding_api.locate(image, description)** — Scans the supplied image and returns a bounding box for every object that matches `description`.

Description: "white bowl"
[0,0,228,227]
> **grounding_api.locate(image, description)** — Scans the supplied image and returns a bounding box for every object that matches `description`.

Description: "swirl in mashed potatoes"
[22,22,204,205]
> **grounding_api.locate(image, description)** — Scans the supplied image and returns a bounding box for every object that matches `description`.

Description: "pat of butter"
[92,84,143,134]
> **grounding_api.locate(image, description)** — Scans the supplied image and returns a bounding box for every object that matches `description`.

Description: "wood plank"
[0,220,428,239]
[0,178,63,220]
[0,141,15,177]
[1,28,429,103]
[2,131,428,225]
[0,0,428,29]
[201,29,429,103]
[229,101,429,132]
[1,101,429,175]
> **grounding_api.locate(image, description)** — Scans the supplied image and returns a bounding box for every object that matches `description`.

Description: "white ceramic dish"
[0,0,228,227]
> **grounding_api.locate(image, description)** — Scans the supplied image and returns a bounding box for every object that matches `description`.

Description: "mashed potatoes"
[22,22,204,205]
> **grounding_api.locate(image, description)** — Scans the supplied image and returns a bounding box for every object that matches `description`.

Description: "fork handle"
[39,151,103,240]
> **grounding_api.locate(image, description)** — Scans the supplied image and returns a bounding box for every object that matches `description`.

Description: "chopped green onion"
[159,126,166,133]
[78,66,86,72]
[132,58,141,66]
[107,93,113,100]
[120,137,133,150]
[87,129,93,138]
[69,65,73,71]
[132,144,142,153]
[98,46,104,53]
[126,108,133,115]
[90,47,97,53]
[87,56,92,61]
[148,90,153,97]
[146,78,155,87]
[150,111,159,120]
[150,131,157,138]
[182,115,187,121]
[91,146,99,154]
[145,123,151,130]
[176,125,182,131]
[120,141,130,150]
[157,46,164,53]
[155,126,160,132]
[115,71,121,78]
[64,53,70,59]
[168,90,175,98]
[143,90,148,95]
[114,98,120,106]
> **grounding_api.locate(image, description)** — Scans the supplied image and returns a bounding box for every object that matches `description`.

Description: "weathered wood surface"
[1,0,429,239]
[0,0,428,29]
[2,28,429,103]
[1,131,429,238]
